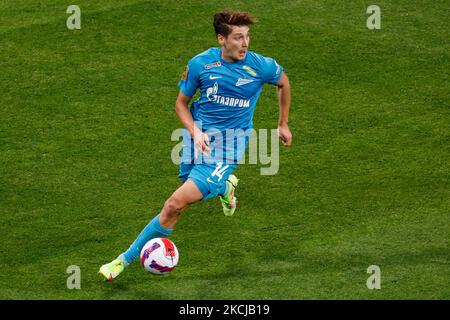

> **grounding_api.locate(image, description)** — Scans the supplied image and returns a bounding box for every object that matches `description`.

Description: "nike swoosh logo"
[236,78,254,86]
[206,177,218,185]
[210,75,222,79]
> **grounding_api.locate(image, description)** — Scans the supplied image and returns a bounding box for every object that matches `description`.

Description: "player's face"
[219,26,250,62]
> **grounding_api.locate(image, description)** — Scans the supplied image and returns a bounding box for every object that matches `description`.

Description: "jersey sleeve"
[177,59,202,97]
[260,56,283,85]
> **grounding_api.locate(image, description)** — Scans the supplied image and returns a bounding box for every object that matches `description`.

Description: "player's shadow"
[173,244,449,298]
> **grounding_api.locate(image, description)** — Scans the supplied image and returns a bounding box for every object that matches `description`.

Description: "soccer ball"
[140,238,179,275]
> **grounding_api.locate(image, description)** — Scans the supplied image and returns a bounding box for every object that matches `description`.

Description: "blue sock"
[121,214,173,265]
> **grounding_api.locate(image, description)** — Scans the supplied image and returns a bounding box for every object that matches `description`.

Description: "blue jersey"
[178,47,283,163]
[178,47,283,130]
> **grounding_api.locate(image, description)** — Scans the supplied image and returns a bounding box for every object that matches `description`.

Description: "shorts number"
[211,162,229,182]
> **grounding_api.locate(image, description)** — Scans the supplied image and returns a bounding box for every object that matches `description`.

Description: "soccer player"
[99,11,292,281]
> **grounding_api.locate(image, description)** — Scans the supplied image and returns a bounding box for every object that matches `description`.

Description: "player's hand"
[193,127,211,159]
[277,124,292,146]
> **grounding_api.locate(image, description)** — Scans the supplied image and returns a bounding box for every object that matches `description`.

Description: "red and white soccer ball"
[140,238,179,275]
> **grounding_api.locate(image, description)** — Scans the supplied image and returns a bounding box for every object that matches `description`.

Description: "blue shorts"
[179,162,237,200]
[178,128,246,200]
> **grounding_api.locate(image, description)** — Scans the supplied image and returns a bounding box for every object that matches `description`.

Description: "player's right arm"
[176,59,211,157]
[175,86,210,158]
[175,91,196,137]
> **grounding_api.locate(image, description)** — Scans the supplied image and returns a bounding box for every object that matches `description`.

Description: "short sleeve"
[177,59,201,97]
[261,57,283,85]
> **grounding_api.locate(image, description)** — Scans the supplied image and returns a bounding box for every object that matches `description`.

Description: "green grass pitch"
[0,0,449,299]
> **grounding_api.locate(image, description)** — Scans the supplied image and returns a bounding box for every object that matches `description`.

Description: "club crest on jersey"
[236,78,254,86]
[205,61,222,69]
[243,65,257,77]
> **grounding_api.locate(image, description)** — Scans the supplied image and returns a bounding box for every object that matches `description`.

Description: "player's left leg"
[99,179,203,281]
[188,161,240,215]
[219,174,239,216]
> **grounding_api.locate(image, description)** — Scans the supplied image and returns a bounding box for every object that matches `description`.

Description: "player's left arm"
[276,71,292,146]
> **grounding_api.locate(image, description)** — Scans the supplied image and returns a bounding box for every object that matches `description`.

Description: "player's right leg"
[98,179,203,281]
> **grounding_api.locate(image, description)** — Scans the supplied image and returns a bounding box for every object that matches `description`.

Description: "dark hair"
[213,11,256,38]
